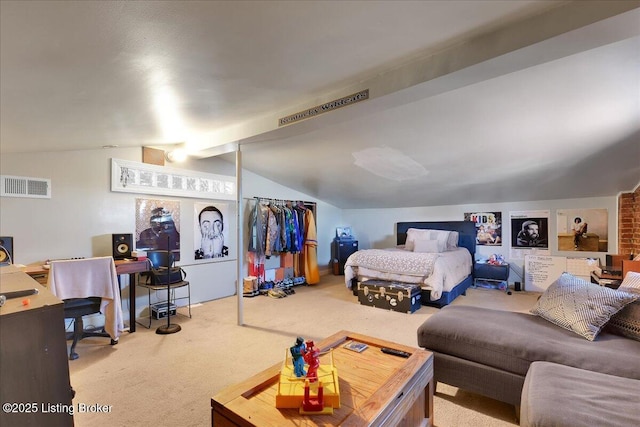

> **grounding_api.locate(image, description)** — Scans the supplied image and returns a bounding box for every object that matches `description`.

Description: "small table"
[474,263,510,293]
[211,330,434,427]
[114,259,149,332]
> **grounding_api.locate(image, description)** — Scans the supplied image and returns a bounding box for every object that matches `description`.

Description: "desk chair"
[48,257,124,360]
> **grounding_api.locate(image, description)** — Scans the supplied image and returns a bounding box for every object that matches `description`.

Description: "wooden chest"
[211,331,434,426]
[357,280,422,313]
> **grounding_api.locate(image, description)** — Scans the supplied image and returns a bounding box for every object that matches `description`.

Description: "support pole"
[236,145,244,326]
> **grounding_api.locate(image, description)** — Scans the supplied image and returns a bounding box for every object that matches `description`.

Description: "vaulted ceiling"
[1,1,639,208]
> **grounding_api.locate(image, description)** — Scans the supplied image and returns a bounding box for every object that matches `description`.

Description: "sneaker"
[582,233,587,238]
[267,289,281,299]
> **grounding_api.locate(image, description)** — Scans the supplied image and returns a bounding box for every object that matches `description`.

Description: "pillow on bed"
[405,228,433,251]
[605,272,640,341]
[447,231,459,250]
[530,273,640,341]
[413,238,443,253]
[429,230,452,252]
[406,228,455,251]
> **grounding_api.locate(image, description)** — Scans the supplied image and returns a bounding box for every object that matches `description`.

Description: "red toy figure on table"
[303,340,320,382]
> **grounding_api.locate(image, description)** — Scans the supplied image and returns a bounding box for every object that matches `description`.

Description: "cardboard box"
[275,268,284,282]
[280,253,294,268]
[284,267,294,279]
[264,268,276,282]
[357,280,422,314]
[247,252,265,281]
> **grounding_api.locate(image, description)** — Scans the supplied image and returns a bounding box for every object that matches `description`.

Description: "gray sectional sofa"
[417,305,640,424]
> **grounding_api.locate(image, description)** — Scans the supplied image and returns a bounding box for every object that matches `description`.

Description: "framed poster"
[464,212,502,245]
[510,210,550,259]
[511,211,549,249]
[557,208,608,252]
[194,203,230,260]
[135,198,181,261]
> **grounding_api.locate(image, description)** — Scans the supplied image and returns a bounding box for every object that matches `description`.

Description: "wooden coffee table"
[211,330,434,426]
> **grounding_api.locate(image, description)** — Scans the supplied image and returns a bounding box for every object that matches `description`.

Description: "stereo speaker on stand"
[0,236,14,266]
[112,234,133,260]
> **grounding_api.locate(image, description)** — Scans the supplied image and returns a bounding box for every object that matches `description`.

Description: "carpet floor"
[68,274,540,426]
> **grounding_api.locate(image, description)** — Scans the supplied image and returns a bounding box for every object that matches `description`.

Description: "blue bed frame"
[396,221,476,308]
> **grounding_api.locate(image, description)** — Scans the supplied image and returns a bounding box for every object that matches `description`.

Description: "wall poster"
[556,208,608,252]
[464,212,502,245]
[510,210,550,259]
[194,202,230,260]
[135,198,181,260]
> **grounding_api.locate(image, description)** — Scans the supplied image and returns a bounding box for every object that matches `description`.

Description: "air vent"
[1,175,51,198]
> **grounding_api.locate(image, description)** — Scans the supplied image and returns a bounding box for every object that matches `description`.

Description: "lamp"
[165,148,188,163]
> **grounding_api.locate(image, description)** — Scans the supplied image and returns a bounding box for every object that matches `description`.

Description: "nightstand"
[474,263,510,293]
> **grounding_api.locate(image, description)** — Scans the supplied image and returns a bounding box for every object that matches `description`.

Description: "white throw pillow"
[413,239,442,253]
[428,229,452,252]
[447,231,459,250]
[530,273,640,341]
[405,228,432,251]
[620,271,640,291]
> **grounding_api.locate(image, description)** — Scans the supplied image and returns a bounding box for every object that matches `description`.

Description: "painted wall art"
[135,198,181,260]
[194,202,230,260]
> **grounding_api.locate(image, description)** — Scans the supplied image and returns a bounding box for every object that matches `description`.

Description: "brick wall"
[618,184,640,256]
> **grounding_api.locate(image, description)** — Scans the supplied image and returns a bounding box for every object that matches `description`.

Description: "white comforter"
[345,247,472,301]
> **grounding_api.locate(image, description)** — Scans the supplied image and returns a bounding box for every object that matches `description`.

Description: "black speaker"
[0,236,14,265]
[112,233,133,260]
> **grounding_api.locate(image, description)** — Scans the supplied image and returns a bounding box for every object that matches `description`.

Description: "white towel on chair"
[48,256,124,340]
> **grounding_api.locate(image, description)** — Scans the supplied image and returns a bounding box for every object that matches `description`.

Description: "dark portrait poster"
[135,198,181,260]
[194,202,229,260]
[464,212,502,246]
[511,217,549,249]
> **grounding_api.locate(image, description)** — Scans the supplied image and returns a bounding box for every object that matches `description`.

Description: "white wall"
[0,147,343,320]
[241,168,344,272]
[0,145,620,305]
[342,196,618,282]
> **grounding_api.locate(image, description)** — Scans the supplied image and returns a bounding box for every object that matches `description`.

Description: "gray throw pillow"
[530,273,640,341]
[605,272,640,341]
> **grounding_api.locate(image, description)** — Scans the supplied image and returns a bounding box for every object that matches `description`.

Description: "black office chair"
[63,298,116,360]
[48,257,122,360]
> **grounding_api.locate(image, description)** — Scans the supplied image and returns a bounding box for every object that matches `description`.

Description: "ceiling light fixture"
[166,148,188,163]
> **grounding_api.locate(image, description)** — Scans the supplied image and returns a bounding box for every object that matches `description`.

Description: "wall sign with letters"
[278,89,369,126]
[111,158,236,200]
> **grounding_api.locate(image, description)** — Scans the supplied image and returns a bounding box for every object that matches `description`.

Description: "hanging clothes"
[302,208,320,285]
[267,202,282,255]
[247,202,267,258]
[292,204,305,277]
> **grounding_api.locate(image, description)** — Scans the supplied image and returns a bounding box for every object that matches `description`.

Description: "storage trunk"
[357,280,422,313]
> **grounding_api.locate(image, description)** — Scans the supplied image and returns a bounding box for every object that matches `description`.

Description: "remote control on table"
[381,347,410,358]
[1,288,39,300]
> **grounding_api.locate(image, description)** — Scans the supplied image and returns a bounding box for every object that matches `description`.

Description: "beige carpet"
[68,275,540,426]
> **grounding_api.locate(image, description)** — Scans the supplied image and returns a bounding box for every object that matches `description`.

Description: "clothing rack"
[244,196,320,287]
[245,197,316,216]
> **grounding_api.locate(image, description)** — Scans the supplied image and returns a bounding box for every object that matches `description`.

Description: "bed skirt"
[421,274,473,308]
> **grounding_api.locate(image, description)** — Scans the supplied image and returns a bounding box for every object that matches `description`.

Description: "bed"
[345,221,476,307]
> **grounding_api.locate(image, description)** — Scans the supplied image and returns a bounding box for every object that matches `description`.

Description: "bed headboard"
[397,221,476,261]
